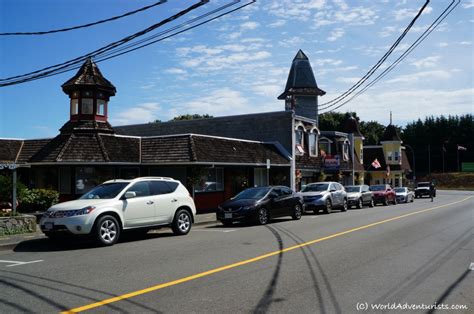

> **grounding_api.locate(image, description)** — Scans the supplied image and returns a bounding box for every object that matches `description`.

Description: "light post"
[405,144,416,182]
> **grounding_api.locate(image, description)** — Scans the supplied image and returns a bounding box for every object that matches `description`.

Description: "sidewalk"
[0,212,217,251]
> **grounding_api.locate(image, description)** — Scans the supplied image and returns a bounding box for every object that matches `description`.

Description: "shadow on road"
[205,218,295,229]
[0,270,162,313]
[13,231,175,253]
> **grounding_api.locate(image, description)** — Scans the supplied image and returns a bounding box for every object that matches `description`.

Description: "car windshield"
[345,186,361,193]
[394,188,406,193]
[79,182,129,199]
[370,185,386,191]
[417,182,430,187]
[302,183,329,192]
[233,187,271,200]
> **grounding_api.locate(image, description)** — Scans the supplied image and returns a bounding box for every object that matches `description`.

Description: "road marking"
[193,229,237,233]
[0,259,44,267]
[469,262,474,271]
[62,196,473,314]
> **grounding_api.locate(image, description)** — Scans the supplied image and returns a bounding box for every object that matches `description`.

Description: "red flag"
[371,158,381,169]
[457,145,467,151]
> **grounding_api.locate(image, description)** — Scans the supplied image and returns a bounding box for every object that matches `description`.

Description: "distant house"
[363,124,411,187]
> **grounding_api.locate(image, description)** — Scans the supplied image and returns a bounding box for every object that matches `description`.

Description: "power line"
[0,1,167,36]
[318,0,430,111]
[8,0,251,84]
[320,0,459,114]
[0,0,211,86]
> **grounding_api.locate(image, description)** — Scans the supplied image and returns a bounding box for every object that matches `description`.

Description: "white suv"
[40,177,196,246]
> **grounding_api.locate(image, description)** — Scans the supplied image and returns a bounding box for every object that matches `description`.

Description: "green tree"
[171,114,213,121]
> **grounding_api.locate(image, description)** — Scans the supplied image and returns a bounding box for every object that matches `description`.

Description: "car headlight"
[73,206,96,216]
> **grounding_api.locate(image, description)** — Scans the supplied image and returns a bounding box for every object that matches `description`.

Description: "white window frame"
[308,128,318,157]
[342,139,350,161]
[97,99,106,116]
[295,123,305,155]
[81,98,94,114]
[70,99,79,115]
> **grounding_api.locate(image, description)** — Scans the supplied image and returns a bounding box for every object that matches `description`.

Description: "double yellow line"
[62,196,472,313]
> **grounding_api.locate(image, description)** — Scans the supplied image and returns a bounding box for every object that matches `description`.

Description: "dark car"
[217,186,304,226]
[369,184,397,206]
[300,182,348,214]
[345,185,374,209]
[415,182,436,198]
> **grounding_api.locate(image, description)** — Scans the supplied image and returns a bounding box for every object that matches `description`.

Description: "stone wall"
[0,215,36,236]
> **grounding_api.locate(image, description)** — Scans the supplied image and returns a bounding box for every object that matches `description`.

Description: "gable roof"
[381,124,402,142]
[278,49,326,99]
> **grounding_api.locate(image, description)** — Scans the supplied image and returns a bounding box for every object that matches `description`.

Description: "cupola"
[60,58,116,134]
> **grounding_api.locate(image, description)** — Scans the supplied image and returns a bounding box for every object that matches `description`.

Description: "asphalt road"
[0,190,473,314]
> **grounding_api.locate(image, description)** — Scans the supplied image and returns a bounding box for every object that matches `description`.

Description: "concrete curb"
[0,214,218,251]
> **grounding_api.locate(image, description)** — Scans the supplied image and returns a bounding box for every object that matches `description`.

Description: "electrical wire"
[0,0,210,86]
[7,0,249,84]
[320,0,459,114]
[318,0,430,111]
[0,0,167,36]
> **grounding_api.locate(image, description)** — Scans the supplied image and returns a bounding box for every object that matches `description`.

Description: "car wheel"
[324,199,332,214]
[94,215,120,246]
[369,198,374,208]
[393,198,397,205]
[341,199,348,212]
[411,196,414,202]
[172,209,192,235]
[292,203,302,220]
[383,197,389,206]
[357,198,363,209]
[256,207,269,225]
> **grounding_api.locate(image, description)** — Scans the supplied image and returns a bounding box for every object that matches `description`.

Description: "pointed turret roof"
[381,124,402,142]
[62,58,116,95]
[278,49,325,99]
[344,116,364,138]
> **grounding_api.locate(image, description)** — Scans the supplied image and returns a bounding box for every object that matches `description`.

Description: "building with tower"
[0,50,409,211]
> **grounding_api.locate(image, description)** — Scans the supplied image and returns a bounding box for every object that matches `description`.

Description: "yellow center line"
[62,196,473,313]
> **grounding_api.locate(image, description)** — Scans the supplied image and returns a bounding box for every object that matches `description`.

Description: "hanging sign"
[0,163,18,170]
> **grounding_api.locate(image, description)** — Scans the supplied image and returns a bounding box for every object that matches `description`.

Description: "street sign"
[0,163,18,170]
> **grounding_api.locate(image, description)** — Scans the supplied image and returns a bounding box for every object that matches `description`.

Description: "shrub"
[18,189,59,212]
[0,175,27,204]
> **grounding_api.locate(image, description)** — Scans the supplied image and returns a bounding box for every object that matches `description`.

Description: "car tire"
[94,215,120,246]
[369,198,374,208]
[256,207,269,225]
[324,199,332,214]
[341,199,348,212]
[383,198,389,206]
[393,198,397,205]
[292,203,303,220]
[357,198,363,209]
[411,196,414,202]
[172,209,192,235]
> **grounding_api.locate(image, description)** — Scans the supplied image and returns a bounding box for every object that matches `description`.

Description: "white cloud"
[336,77,360,84]
[172,88,257,117]
[378,26,397,38]
[267,20,286,28]
[348,88,474,124]
[386,70,451,84]
[393,6,433,21]
[462,0,474,9]
[410,56,441,69]
[111,103,161,125]
[314,58,344,67]
[314,6,378,27]
[278,36,304,47]
[460,41,472,45]
[165,68,187,75]
[241,21,260,30]
[266,0,326,21]
[251,84,282,97]
[327,28,345,41]
[437,42,449,48]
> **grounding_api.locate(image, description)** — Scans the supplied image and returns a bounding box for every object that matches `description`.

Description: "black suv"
[415,182,436,198]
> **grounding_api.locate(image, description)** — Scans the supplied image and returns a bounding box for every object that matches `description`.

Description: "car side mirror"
[330,189,336,192]
[124,191,136,199]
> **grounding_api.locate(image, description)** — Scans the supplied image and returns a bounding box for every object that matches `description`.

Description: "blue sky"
[0,0,473,139]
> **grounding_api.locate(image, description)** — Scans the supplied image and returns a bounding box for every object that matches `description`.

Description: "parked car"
[395,187,414,203]
[300,182,348,214]
[345,185,374,209]
[40,177,196,246]
[415,182,436,198]
[217,186,303,226]
[369,184,397,206]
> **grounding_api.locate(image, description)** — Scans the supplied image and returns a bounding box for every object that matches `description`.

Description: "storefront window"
[194,167,224,193]
[75,167,115,194]
[309,132,318,156]
[82,98,93,114]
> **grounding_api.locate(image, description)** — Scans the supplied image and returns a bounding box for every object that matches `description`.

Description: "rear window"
[150,181,179,195]
[370,185,385,191]
[417,182,430,187]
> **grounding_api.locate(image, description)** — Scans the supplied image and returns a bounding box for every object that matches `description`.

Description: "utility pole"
[428,144,431,175]
[405,144,416,182]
